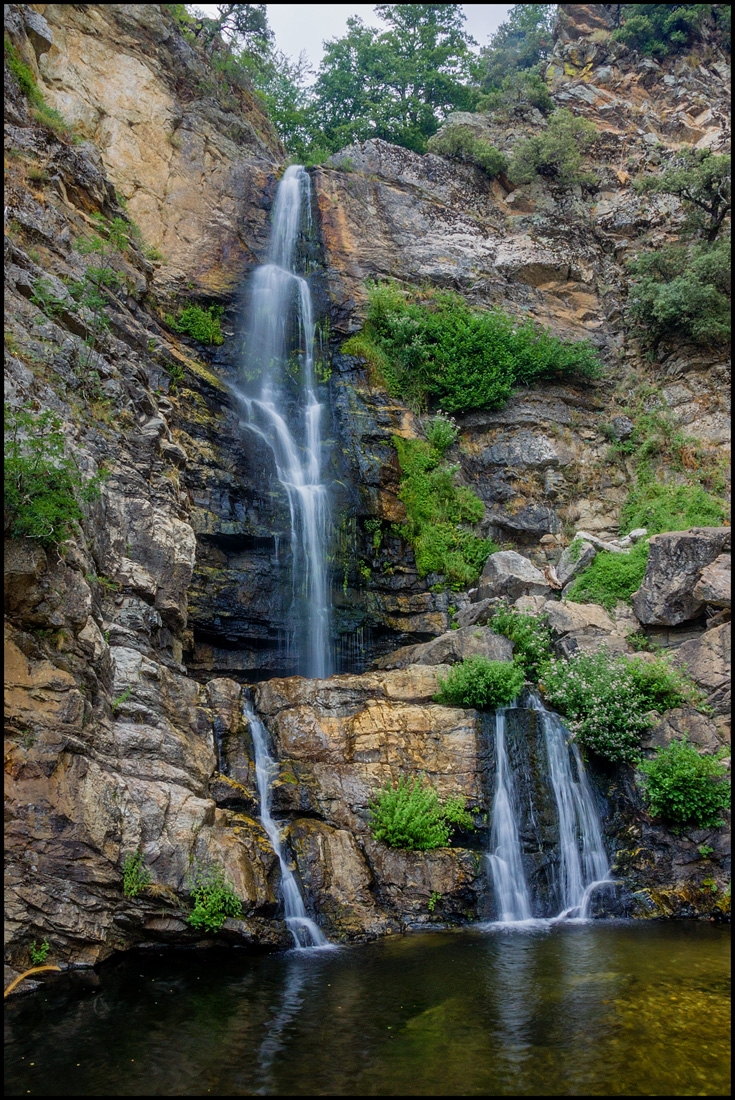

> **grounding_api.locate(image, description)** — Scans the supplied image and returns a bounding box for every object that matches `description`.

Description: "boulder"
[477,551,551,602]
[555,539,596,587]
[632,528,731,626]
[455,597,503,629]
[670,621,731,716]
[372,625,513,671]
[641,707,724,757]
[693,554,731,610]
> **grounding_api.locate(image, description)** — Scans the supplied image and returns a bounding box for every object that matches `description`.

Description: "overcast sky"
[192,4,515,77]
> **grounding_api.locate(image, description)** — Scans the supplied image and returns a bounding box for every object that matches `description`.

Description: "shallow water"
[5,922,730,1096]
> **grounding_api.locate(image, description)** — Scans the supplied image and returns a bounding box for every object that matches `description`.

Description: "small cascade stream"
[236,164,331,679]
[245,700,330,949]
[487,696,610,923]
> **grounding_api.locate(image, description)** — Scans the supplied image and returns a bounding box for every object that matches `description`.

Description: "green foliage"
[310,4,480,155]
[612,5,711,59]
[435,656,525,709]
[638,738,730,829]
[5,35,75,137]
[427,891,442,912]
[427,124,507,178]
[633,149,730,242]
[4,404,105,546]
[346,282,602,415]
[539,651,705,763]
[28,939,50,966]
[626,238,730,346]
[619,481,728,535]
[187,864,242,932]
[368,777,474,850]
[479,5,555,92]
[168,304,224,345]
[508,108,598,188]
[393,425,494,590]
[30,277,68,318]
[476,69,554,117]
[112,687,133,713]
[698,843,714,858]
[490,606,553,678]
[122,852,151,899]
[566,541,650,612]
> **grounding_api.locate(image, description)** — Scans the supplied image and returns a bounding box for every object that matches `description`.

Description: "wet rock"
[371,626,512,671]
[477,551,551,602]
[632,528,731,626]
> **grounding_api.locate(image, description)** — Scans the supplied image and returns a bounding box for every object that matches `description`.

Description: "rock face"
[632,528,731,626]
[477,551,551,602]
[371,626,513,671]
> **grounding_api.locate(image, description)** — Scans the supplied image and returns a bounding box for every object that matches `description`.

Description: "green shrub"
[368,777,474,850]
[4,403,105,546]
[490,605,553,678]
[476,69,554,117]
[627,656,708,712]
[638,739,730,828]
[626,239,730,346]
[122,852,151,899]
[633,149,730,242]
[427,124,508,178]
[28,939,50,966]
[612,5,710,58]
[187,865,242,932]
[169,304,224,345]
[566,541,650,612]
[393,423,494,590]
[435,656,525,709]
[508,108,597,188]
[344,282,601,415]
[619,481,728,536]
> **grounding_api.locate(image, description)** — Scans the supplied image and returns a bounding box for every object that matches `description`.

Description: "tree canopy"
[633,149,731,242]
[478,4,556,92]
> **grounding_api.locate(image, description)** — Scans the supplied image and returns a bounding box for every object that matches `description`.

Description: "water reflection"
[5,925,730,1096]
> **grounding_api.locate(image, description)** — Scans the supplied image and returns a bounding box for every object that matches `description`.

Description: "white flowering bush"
[539,654,656,763]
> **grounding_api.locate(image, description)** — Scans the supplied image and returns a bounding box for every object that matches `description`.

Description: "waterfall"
[487,697,609,922]
[244,700,330,949]
[528,693,610,919]
[237,164,331,679]
[487,707,533,921]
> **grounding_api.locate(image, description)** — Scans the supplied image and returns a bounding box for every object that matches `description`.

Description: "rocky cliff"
[4,3,731,982]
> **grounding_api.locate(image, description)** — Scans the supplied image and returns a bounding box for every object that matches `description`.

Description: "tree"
[478,4,555,92]
[612,4,711,58]
[195,4,273,59]
[634,149,731,242]
[311,4,479,154]
[247,48,318,160]
[508,108,597,188]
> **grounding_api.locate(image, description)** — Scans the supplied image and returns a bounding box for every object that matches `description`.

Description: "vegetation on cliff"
[638,738,730,828]
[368,776,475,849]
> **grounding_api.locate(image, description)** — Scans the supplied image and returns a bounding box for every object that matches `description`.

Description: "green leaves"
[612,5,711,59]
[507,108,598,188]
[368,777,474,850]
[122,852,151,899]
[4,403,105,546]
[490,607,553,679]
[187,865,242,932]
[168,304,225,345]
[565,541,650,612]
[638,739,730,829]
[435,657,525,710]
[634,149,730,242]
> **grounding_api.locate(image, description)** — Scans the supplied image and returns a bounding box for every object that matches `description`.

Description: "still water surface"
[5,922,730,1096]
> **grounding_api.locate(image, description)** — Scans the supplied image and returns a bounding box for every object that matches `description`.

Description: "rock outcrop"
[632,528,731,626]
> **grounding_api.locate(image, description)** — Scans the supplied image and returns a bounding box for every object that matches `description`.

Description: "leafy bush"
[122,852,151,899]
[490,605,553,678]
[368,777,474,850]
[626,239,730,347]
[479,5,556,92]
[393,424,495,590]
[619,481,728,535]
[169,304,224,345]
[612,5,710,58]
[4,404,105,546]
[344,283,602,415]
[638,739,730,828]
[539,651,703,763]
[29,939,50,966]
[187,865,242,932]
[435,656,525,709]
[508,108,597,188]
[476,69,554,117]
[633,149,730,242]
[566,541,650,612]
[427,124,508,178]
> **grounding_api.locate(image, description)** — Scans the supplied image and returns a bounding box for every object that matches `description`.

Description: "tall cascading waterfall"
[487,696,609,922]
[237,164,331,679]
[245,700,329,949]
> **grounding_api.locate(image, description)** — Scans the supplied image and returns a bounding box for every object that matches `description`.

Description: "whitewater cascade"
[488,697,609,922]
[245,700,329,949]
[238,164,331,679]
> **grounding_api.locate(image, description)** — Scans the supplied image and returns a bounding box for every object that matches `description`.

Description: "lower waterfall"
[487,695,610,922]
[245,701,330,949]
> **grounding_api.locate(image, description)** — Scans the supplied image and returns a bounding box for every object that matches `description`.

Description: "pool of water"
[4,922,730,1096]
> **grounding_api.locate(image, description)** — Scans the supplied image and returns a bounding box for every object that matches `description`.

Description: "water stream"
[237,164,331,679]
[487,696,610,922]
[245,700,330,950]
